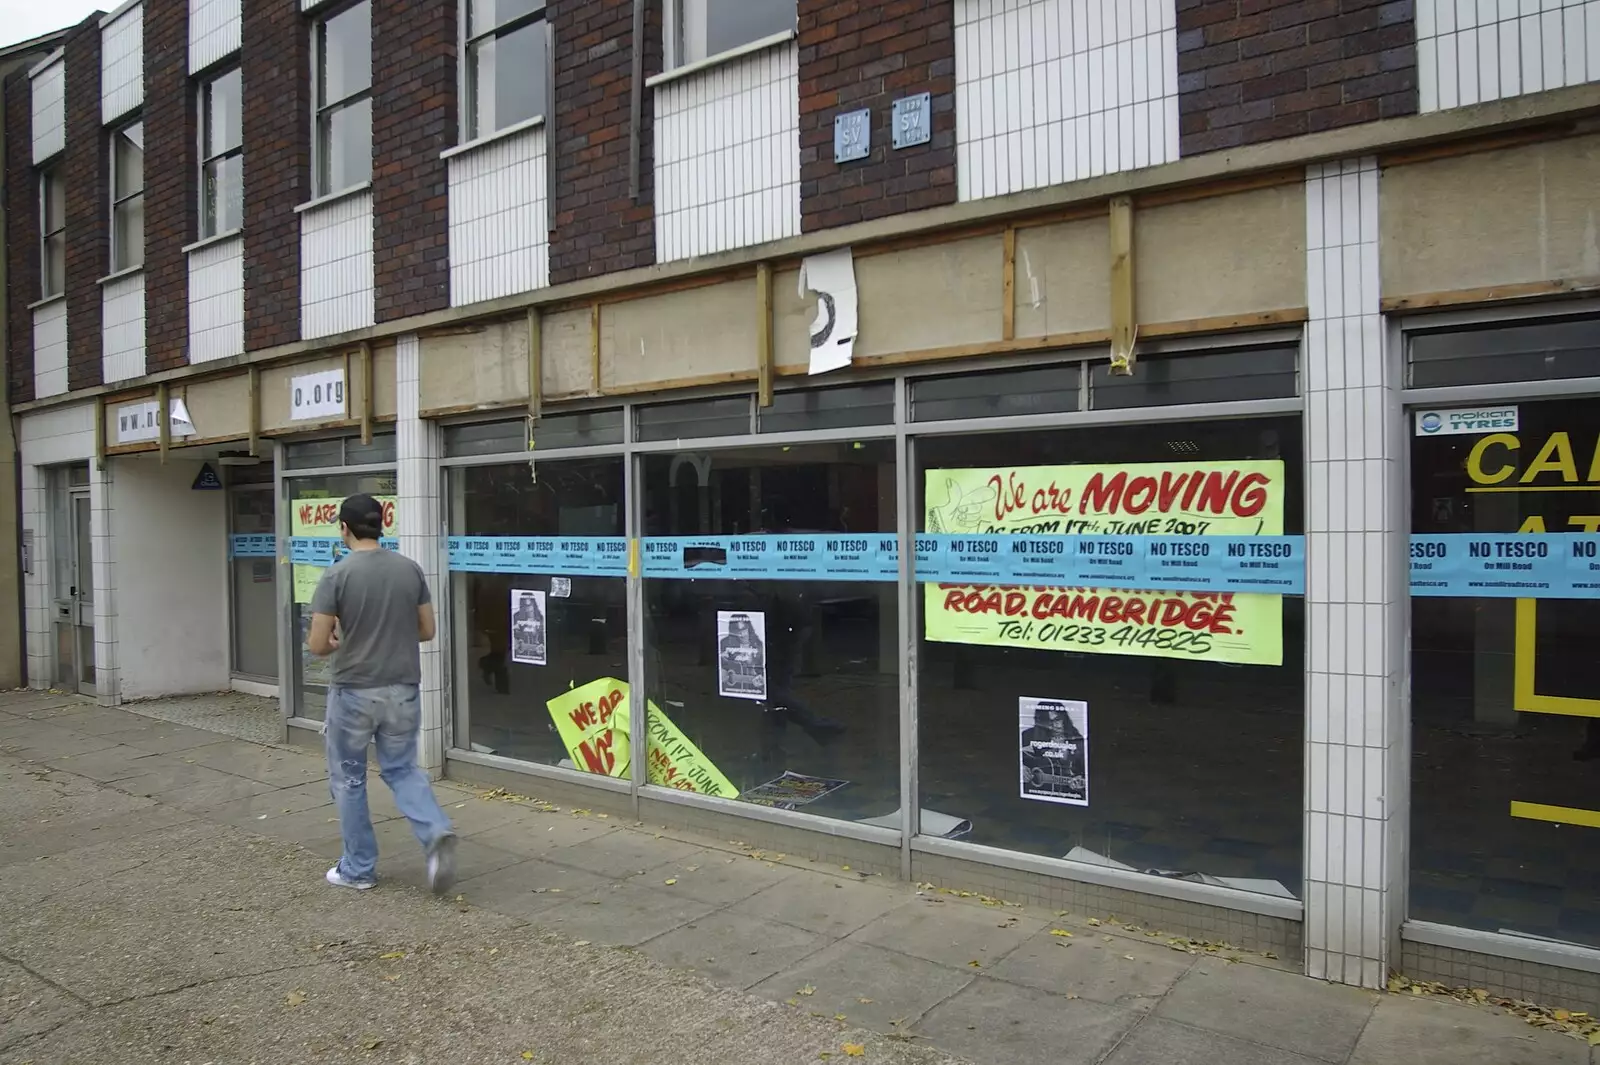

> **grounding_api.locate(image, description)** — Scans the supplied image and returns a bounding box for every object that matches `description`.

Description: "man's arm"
[307,612,340,656]
[418,603,436,643]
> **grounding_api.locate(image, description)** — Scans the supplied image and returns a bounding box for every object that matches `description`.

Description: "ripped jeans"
[325,683,453,882]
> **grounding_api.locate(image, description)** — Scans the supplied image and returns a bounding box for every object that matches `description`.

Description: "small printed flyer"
[510,589,547,667]
[716,610,767,701]
[1018,697,1089,806]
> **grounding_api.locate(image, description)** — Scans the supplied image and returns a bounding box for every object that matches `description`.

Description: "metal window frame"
[197,66,244,240]
[310,0,373,199]
[1397,299,1600,407]
[461,0,549,141]
[108,117,145,274]
[38,164,66,298]
[664,0,798,71]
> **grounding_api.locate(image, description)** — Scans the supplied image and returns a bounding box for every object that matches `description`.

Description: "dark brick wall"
[144,0,194,374]
[797,0,956,232]
[62,18,105,392]
[242,0,309,351]
[1178,0,1417,154]
[550,0,659,285]
[373,0,454,322]
[4,68,37,404]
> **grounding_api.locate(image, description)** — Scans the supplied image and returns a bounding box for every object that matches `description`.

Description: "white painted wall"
[448,124,549,305]
[102,272,147,382]
[189,235,245,362]
[101,2,144,124]
[34,300,69,399]
[1417,0,1600,112]
[189,0,242,72]
[955,0,1178,201]
[301,191,375,339]
[31,56,65,163]
[110,458,231,700]
[654,41,800,263]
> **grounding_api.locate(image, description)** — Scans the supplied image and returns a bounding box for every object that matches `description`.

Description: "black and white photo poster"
[1019,697,1088,806]
[716,610,767,701]
[510,589,547,667]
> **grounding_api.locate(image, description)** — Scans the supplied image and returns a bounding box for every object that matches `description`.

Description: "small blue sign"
[892,93,931,149]
[834,109,871,163]
[192,463,223,491]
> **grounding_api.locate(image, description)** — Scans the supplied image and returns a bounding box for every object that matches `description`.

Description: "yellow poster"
[546,678,738,799]
[924,461,1285,666]
[290,495,398,604]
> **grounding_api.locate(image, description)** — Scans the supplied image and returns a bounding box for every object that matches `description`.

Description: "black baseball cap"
[339,493,384,533]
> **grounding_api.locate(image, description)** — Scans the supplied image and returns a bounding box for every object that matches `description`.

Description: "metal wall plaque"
[833,109,871,163]
[892,93,931,149]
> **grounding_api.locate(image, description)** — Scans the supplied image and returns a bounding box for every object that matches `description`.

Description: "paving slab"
[462,813,619,857]
[544,827,705,879]
[626,845,799,906]
[987,926,1196,1008]
[204,785,336,829]
[108,720,242,755]
[848,896,1046,971]
[751,940,977,1030]
[913,977,1141,1065]
[636,908,831,989]
[40,742,165,781]
[1155,958,1379,1064]
[538,879,722,947]
[184,739,328,788]
[730,870,912,937]
[0,727,121,759]
[1348,993,1589,1065]
[0,959,85,1053]
[1104,1017,1327,1065]
[452,857,614,919]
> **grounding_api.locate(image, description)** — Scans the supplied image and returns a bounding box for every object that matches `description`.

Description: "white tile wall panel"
[31,58,65,163]
[189,0,242,72]
[188,235,244,363]
[90,464,118,705]
[33,300,69,399]
[654,41,800,263]
[300,191,375,340]
[1417,0,1600,112]
[1302,157,1404,991]
[101,271,146,382]
[17,406,96,690]
[394,333,445,773]
[101,3,144,124]
[955,0,1178,201]
[448,125,549,306]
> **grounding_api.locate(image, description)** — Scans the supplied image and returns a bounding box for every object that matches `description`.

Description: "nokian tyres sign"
[1414,406,1519,436]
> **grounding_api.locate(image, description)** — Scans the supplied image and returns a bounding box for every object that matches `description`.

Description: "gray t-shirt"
[310,548,432,688]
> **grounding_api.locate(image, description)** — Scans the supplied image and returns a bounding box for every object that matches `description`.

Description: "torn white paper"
[798,247,858,376]
[114,399,198,444]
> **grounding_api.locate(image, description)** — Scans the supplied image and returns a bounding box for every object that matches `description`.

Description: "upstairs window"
[39,167,65,298]
[669,0,794,68]
[199,67,243,238]
[110,120,145,272]
[313,0,372,197]
[464,0,548,139]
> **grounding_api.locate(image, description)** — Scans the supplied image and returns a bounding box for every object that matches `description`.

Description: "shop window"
[915,415,1305,896]
[199,67,243,239]
[450,459,626,765]
[669,0,795,68]
[1410,316,1600,389]
[641,441,898,822]
[1089,347,1298,409]
[912,365,1080,422]
[444,410,626,458]
[464,0,548,140]
[758,382,894,434]
[313,0,372,197]
[344,431,397,466]
[1410,394,1600,949]
[39,166,65,299]
[110,120,144,272]
[636,395,752,442]
[287,432,395,469]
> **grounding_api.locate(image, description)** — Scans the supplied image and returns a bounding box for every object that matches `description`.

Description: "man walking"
[306,494,456,894]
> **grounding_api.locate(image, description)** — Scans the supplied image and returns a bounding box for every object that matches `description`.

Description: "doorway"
[50,465,95,695]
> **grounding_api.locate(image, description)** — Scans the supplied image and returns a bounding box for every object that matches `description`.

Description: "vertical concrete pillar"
[395,334,444,775]
[19,463,51,689]
[90,461,118,705]
[1302,158,1408,989]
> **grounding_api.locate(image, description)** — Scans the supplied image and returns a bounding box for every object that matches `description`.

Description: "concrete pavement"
[0,689,1588,1065]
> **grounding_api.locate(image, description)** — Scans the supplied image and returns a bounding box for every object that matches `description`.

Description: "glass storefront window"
[1410,395,1600,948]
[641,440,900,822]
[449,458,627,765]
[228,464,278,679]
[286,470,396,721]
[914,415,1305,898]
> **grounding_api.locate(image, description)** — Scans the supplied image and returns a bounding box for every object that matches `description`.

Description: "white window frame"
[109,118,145,274]
[460,0,550,142]
[39,165,65,299]
[198,66,244,239]
[663,0,796,71]
[311,0,372,198]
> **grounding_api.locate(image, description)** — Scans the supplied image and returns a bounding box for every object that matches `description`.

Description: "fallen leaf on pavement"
[379,951,406,960]
[523,1053,535,1061]
[857,998,873,1004]
[1050,929,1072,937]
[967,960,982,968]
[834,1013,847,1021]
[285,990,307,1007]
[362,1037,382,1050]
[798,984,815,996]
[574,940,591,947]
[842,1044,865,1057]
[665,878,678,885]
[1087,918,1101,926]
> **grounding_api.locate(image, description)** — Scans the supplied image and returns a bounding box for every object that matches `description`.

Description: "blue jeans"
[325,683,453,882]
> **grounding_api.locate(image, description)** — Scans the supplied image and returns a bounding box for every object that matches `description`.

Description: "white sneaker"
[326,865,377,891]
[426,834,458,896]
